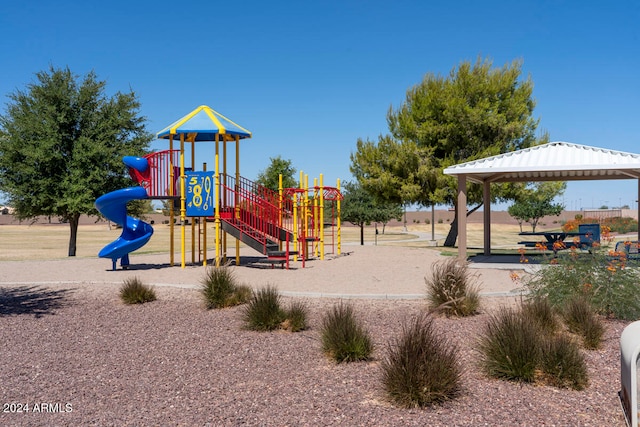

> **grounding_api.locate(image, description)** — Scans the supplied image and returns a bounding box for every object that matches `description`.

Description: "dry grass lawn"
[0,220,532,261]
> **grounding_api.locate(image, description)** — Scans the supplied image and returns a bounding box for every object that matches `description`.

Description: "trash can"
[579,223,600,248]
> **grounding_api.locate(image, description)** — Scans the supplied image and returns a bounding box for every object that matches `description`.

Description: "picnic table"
[518,231,587,253]
[614,241,640,261]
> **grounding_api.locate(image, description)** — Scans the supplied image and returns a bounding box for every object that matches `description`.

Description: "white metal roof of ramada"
[443,141,640,183]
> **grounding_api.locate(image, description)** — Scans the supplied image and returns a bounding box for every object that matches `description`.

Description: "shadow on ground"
[117,256,276,271]
[469,253,545,264]
[0,286,74,318]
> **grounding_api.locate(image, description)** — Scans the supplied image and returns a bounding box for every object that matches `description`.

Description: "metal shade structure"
[443,141,640,259]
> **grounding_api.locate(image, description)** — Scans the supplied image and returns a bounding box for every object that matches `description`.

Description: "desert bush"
[539,333,589,390]
[119,277,156,304]
[563,216,638,234]
[477,306,542,382]
[525,248,640,320]
[522,296,559,336]
[282,300,309,332]
[321,302,373,363]
[605,216,638,234]
[200,265,251,309]
[561,296,605,349]
[425,258,480,317]
[243,285,286,331]
[381,313,461,408]
[228,284,253,306]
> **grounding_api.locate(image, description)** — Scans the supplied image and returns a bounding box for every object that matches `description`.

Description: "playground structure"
[95,105,342,270]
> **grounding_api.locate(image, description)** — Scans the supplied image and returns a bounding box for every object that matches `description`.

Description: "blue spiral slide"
[95,157,154,270]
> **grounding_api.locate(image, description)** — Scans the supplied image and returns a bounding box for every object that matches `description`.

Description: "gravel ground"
[0,282,629,426]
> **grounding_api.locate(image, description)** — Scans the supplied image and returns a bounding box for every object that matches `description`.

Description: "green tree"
[341,181,403,245]
[508,182,566,232]
[128,199,155,219]
[256,155,297,192]
[507,202,531,233]
[351,57,540,246]
[0,66,152,256]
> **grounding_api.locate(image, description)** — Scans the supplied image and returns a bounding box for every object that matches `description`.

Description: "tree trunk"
[443,203,483,247]
[444,217,458,247]
[360,223,364,245]
[68,213,80,256]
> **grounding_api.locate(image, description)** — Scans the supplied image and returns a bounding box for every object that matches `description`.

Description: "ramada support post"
[457,174,467,260]
[483,180,491,256]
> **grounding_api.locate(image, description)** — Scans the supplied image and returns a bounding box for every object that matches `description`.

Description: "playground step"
[220,219,279,255]
[267,250,299,258]
[265,250,299,270]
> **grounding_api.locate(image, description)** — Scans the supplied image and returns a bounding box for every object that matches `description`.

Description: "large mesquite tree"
[0,66,152,256]
[351,57,541,246]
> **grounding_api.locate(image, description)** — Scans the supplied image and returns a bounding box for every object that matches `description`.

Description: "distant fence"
[581,209,622,220]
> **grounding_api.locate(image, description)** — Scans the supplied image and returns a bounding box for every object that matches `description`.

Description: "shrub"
[243,285,286,331]
[539,334,589,390]
[381,313,461,408]
[425,258,480,317]
[200,265,252,309]
[603,216,638,234]
[282,300,309,332]
[477,307,542,382]
[119,277,156,304]
[525,247,640,320]
[561,296,605,350]
[522,296,559,336]
[321,302,373,362]
[563,216,638,234]
[228,284,253,306]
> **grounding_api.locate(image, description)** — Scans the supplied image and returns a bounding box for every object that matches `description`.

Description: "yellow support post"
[235,135,240,266]
[180,133,186,268]
[222,137,227,264]
[293,192,298,262]
[320,174,325,260]
[296,170,303,260]
[313,177,319,257]
[191,139,196,265]
[202,162,207,267]
[169,134,175,266]
[336,178,342,255]
[214,135,221,267]
[337,178,341,255]
[304,174,309,259]
[278,174,283,251]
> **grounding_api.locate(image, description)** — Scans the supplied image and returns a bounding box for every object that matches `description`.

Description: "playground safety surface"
[1,245,527,300]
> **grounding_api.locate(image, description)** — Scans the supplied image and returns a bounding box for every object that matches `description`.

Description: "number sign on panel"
[185,171,215,217]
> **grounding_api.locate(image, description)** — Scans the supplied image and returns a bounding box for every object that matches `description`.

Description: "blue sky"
[1,0,638,210]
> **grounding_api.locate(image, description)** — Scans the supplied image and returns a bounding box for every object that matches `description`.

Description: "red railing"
[128,150,180,199]
[220,173,294,242]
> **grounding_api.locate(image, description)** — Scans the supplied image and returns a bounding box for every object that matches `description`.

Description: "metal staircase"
[219,174,295,267]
